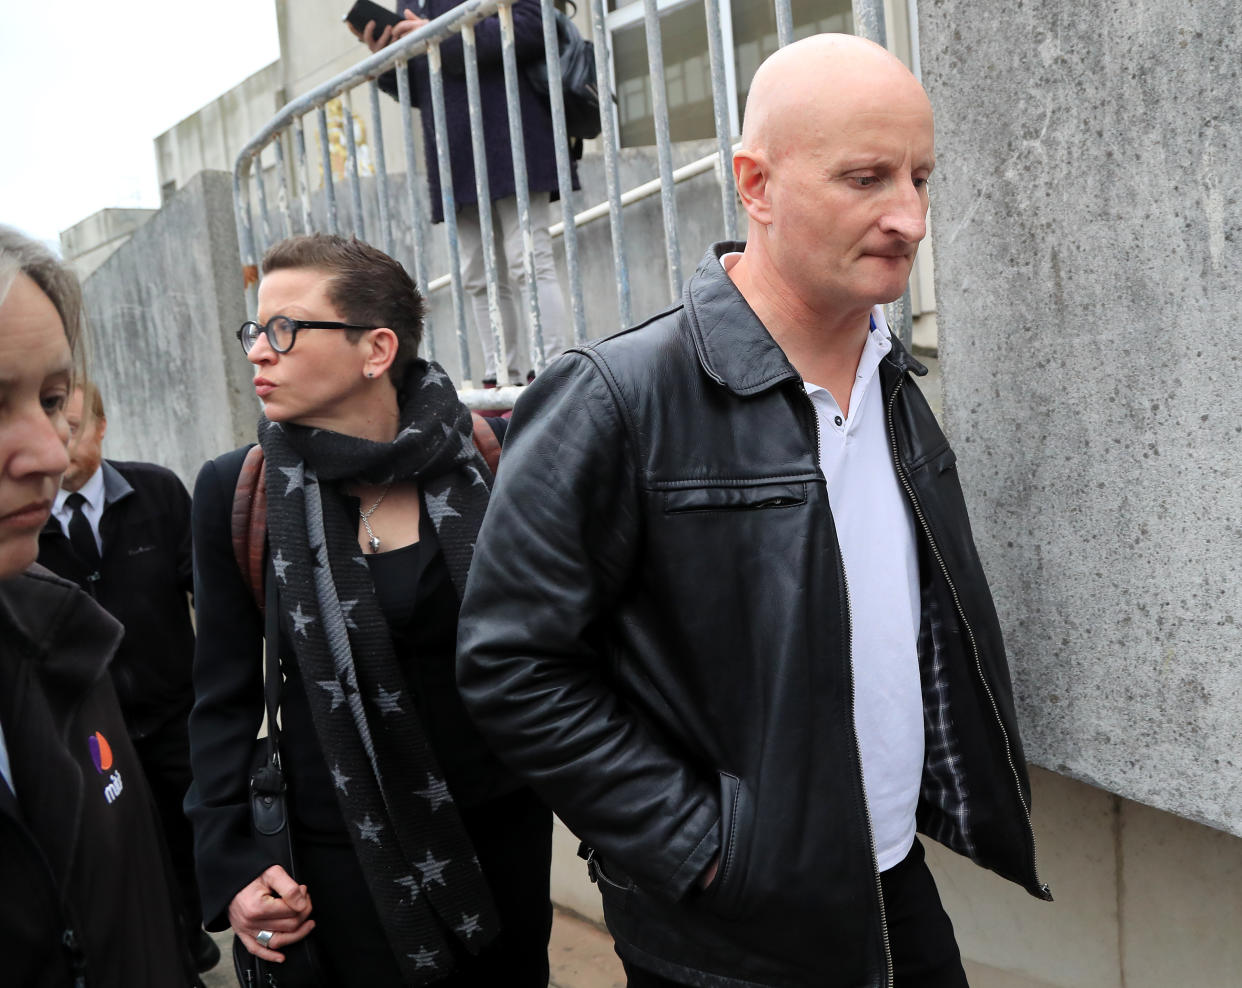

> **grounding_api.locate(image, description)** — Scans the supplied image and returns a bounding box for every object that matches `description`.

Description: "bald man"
[459,35,1050,988]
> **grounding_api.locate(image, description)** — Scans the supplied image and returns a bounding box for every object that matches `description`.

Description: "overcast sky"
[0,1,281,252]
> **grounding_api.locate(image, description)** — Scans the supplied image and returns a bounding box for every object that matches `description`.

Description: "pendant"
[368,536,381,553]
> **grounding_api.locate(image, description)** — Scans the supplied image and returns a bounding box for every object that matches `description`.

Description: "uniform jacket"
[0,566,193,987]
[38,460,195,739]
[378,0,578,223]
[457,243,1051,988]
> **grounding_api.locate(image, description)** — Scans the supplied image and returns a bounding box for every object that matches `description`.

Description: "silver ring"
[256,930,275,948]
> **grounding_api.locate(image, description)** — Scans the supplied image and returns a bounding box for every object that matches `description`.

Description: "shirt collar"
[54,465,105,514]
[803,306,892,400]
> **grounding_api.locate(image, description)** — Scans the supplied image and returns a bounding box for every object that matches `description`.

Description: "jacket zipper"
[801,384,894,988]
[885,375,1050,899]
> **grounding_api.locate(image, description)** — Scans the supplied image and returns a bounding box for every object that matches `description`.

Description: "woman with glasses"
[186,233,552,986]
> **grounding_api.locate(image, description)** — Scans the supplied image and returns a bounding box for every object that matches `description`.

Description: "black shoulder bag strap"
[232,560,328,988]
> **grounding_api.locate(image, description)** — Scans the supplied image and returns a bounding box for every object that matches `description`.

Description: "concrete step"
[548,907,626,988]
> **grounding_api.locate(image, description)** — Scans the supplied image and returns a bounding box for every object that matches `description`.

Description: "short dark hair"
[260,234,424,385]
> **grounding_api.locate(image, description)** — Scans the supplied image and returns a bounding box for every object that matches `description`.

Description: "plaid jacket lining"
[917,589,977,859]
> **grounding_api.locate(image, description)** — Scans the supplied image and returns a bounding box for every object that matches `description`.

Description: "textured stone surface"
[82,171,253,488]
[919,0,1242,835]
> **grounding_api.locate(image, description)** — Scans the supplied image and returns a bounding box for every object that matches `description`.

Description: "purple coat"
[379,0,578,224]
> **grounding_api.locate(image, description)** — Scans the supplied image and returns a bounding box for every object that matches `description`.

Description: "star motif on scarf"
[394,874,421,905]
[271,549,291,583]
[414,849,450,887]
[409,946,439,970]
[374,684,403,715]
[312,542,329,569]
[464,464,488,488]
[339,598,359,630]
[397,423,423,441]
[424,489,461,525]
[278,465,303,495]
[439,421,456,441]
[355,814,384,844]
[413,772,452,812]
[420,364,450,390]
[317,679,346,712]
[331,761,351,794]
[455,913,483,940]
[290,603,315,637]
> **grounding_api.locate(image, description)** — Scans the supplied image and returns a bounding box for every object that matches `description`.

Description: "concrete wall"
[81,172,257,488]
[918,1,1242,837]
[59,208,158,281]
[156,62,285,199]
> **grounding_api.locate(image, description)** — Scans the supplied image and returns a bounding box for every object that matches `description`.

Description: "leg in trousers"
[495,194,568,371]
[458,202,523,384]
[881,839,969,988]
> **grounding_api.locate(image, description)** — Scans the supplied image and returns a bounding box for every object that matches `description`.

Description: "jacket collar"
[0,565,121,691]
[40,460,132,540]
[683,243,801,396]
[100,460,133,507]
[684,243,926,394]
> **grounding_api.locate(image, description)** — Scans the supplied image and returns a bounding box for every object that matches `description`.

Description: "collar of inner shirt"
[803,311,890,425]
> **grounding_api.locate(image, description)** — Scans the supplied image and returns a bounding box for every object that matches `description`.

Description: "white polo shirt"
[804,309,923,872]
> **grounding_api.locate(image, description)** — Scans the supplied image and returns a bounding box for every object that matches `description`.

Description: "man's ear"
[733,148,773,227]
[97,416,107,443]
[363,327,400,378]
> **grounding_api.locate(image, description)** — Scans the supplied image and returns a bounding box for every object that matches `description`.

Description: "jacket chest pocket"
[661,481,807,515]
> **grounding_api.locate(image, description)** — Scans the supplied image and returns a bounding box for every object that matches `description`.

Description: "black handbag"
[232,568,330,988]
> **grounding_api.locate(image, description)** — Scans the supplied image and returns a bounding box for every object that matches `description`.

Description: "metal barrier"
[231,0,910,401]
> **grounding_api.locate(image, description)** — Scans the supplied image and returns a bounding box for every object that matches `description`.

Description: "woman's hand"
[392,9,430,40]
[228,865,316,962]
[348,9,429,53]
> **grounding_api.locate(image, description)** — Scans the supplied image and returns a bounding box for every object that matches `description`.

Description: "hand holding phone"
[344,1,402,46]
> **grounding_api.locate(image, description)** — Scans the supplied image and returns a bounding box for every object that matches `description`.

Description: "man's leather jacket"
[458,243,1050,988]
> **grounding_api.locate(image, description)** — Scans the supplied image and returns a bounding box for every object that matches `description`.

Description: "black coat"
[379,0,577,223]
[0,566,194,987]
[185,445,519,931]
[37,460,195,740]
[457,243,1050,988]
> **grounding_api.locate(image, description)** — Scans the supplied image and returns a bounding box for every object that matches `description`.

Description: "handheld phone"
[343,0,402,38]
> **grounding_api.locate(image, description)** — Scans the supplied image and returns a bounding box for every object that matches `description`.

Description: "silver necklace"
[359,482,393,553]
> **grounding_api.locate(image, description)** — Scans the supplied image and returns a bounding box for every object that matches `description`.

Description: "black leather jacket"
[458,244,1050,988]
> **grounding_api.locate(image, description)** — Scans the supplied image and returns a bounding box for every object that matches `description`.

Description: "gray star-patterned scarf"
[259,358,499,984]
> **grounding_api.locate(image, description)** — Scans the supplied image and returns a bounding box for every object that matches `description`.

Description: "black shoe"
[526,370,536,384]
[481,376,498,389]
[191,928,221,973]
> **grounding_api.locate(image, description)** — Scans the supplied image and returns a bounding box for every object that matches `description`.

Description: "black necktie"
[65,492,101,576]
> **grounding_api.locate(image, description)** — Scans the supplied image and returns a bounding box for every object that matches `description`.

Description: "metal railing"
[231,0,909,401]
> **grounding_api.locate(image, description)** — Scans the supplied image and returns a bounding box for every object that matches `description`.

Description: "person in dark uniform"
[36,381,219,973]
[0,223,199,987]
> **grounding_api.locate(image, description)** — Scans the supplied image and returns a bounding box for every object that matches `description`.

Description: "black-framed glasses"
[237,316,380,354]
